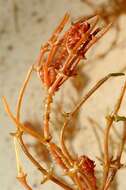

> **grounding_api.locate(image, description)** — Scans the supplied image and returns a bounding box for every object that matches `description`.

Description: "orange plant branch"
[43,92,53,141]
[103,121,126,190]
[2,96,45,143]
[71,73,124,116]
[60,73,124,164]
[19,134,74,190]
[103,80,126,189]
[16,66,34,122]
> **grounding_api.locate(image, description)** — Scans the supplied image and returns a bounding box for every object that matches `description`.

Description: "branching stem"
[103,81,126,189]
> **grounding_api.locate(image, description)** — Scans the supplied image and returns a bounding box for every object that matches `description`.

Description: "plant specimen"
[81,0,126,59]
[3,13,126,190]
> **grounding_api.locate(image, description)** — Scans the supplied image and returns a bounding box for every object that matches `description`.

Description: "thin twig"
[19,134,74,190]
[71,73,124,116]
[103,121,126,190]
[61,73,124,167]
[103,80,126,189]
[60,113,74,165]
[16,66,33,122]
[3,97,45,143]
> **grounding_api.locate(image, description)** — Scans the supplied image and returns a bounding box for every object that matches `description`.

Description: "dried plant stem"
[70,168,90,190]
[61,73,124,164]
[49,142,71,170]
[16,66,33,122]
[4,12,126,190]
[72,170,84,189]
[13,136,33,190]
[60,73,123,190]
[3,96,74,190]
[78,172,95,190]
[71,73,124,116]
[103,81,126,189]
[103,121,126,190]
[2,96,45,143]
[13,136,24,175]
[48,143,86,190]
[43,93,53,141]
[116,122,126,163]
[3,97,73,190]
[49,13,69,44]
[60,115,74,165]
[113,124,126,152]
[34,13,70,71]
[17,175,33,190]
[4,98,32,190]
[83,23,112,54]
[73,174,83,190]
[18,134,73,190]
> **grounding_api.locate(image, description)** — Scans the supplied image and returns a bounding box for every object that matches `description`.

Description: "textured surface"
[1,0,126,189]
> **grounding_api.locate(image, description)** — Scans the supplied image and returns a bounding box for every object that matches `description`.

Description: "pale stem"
[16,66,33,122]
[61,73,124,171]
[43,93,53,141]
[103,81,126,189]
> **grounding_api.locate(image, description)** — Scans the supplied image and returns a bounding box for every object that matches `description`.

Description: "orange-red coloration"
[49,143,69,171]
[35,14,110,95]
[66,21,90,49]
[78,155,97,189]
[37,18,96,90]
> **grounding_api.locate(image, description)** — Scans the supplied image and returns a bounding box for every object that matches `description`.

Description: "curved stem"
[3,97,45,143]
[103,122,126,190]
[60,115,74,165]
[103,81,126,189]
[61,73,124,168]
[71,73,124,116]
[19,134,73,190]
[17,174,33,190]
[16,66,33,122]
